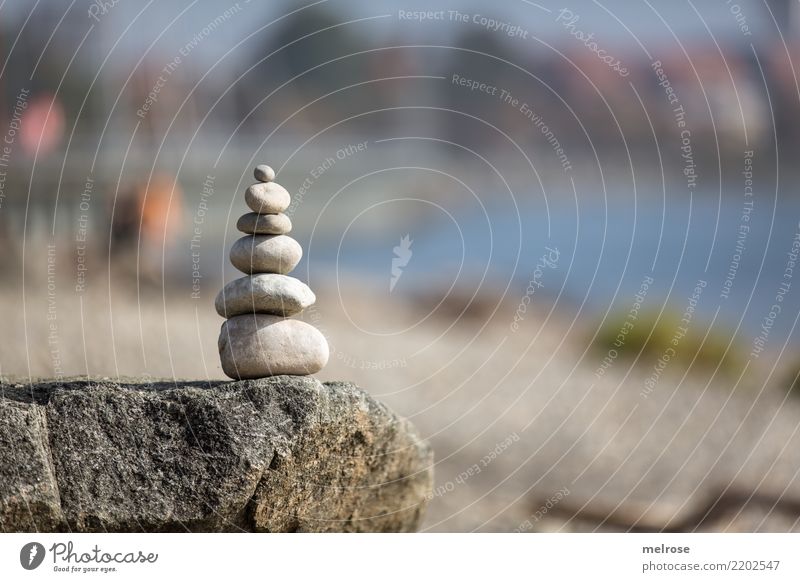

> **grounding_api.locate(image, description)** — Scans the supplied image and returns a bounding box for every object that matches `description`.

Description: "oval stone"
[245,182,290,214]
[254,164,276,182]
[218,314,329,378]
[230,235,302,274]
[215,274,315,318]
[237,212,292,235]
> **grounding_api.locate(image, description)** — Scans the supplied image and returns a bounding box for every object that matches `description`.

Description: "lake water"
[312,189,800,349]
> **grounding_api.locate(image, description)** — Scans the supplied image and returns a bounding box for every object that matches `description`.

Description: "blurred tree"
[241,4,387,133]
[439,28,533,151]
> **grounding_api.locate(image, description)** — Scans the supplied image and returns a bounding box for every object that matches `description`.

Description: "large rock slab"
[0,401,62,531]
[0,377,432,532]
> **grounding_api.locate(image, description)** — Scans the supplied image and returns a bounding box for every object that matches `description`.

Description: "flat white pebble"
[254,164,276,182]
[218,314,329,378]
[229,234,302,274]
[245,182,290,214]
[215,274,315,317]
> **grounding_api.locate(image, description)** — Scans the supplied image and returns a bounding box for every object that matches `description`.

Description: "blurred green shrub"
[782,365,800,398]
[592,310,744,378]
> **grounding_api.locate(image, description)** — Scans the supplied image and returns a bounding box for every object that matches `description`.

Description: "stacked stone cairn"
[216,164,329,379]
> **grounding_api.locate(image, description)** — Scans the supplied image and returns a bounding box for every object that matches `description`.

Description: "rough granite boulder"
[0,376,432,532]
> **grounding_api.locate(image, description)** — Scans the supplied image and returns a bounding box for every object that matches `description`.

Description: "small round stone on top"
[254,164,276,183]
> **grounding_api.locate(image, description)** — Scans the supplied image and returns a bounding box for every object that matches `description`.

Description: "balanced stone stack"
[216,164,329,379]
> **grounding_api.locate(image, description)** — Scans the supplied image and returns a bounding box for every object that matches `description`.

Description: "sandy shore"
[2,260,799,532]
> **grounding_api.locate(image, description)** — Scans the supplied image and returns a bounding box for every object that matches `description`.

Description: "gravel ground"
[2,258,800,532]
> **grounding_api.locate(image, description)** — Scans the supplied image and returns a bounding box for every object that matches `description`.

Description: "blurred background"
[3,0,800,532]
